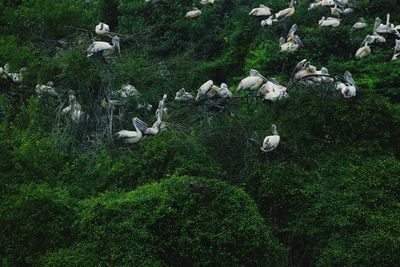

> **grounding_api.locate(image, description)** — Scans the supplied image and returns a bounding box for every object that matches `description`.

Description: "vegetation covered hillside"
[0,0,399,266]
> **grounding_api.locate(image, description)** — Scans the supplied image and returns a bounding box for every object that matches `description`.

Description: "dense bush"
[0,0,399,265]
[39,176,284,266]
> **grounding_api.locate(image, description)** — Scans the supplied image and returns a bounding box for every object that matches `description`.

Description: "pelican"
[237,69,267,92]
[374,14,394,34]
[95,22,110,35]
[319,17,341,27]
[304,67,334,84]
[195,80,214,100]
[293,60,318,80]
[175,88,194,101]
[114,118,143,144]
[342,8,353,15]
[352,18,367,29]
[35,81,58,97]
[355,35,373,59]
[215,83,233,98]
[185,7,202,18]
[261,124,280,152]
[200,0,214,5]
[336,71,356,98]
[279,24,303,52]
[258,79,288,101]
[261,15,278,27]
[249,5,272,16]
[134,116,162,136]
[87,36,121,57]
[275,0,296,19]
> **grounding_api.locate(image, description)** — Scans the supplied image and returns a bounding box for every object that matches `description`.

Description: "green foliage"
[40,176,284,266]
[0,184,74,266]
[0,0,399,265]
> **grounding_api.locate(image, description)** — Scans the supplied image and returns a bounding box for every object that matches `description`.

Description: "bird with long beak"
[279,24,304,52]
[319,16,341,27]
[87,36,121,57]
[249,4,272,16]
[114,118,143,144]
[275,0,296,19]
[374,14,395,34]
[355,35,373,59]
[261,124,280,152]
[336,71,357,98]
[237,69,267,92]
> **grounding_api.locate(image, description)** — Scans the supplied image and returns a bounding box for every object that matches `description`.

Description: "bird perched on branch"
[87,36,121,57]
[237,69,267,92]
[261,124,280,152]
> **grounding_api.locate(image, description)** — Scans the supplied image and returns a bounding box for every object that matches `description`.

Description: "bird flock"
[3,2,400,154]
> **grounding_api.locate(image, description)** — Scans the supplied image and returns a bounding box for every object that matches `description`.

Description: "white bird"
[237,69,267,92]
[195,80,214,101]
[35,81,58,97]
[336,71,356,98]
[279,24,303,52]
[258,79,288,101]
[319,16,341,27]
[175,88,194,101]
[261,16,278,27]
[215,83,233,98]
[114,118,143,144]
[374,14,395,34]
[185,7,202,18]
[261,124,280,152]
[355,35,373,59]
[95,22,110,35]
[87,36,121,57]
[275,0,296,19]
[249,4,272,16]
[200,0,215,5]
[293,60,318,80]
[352,18,367,29]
